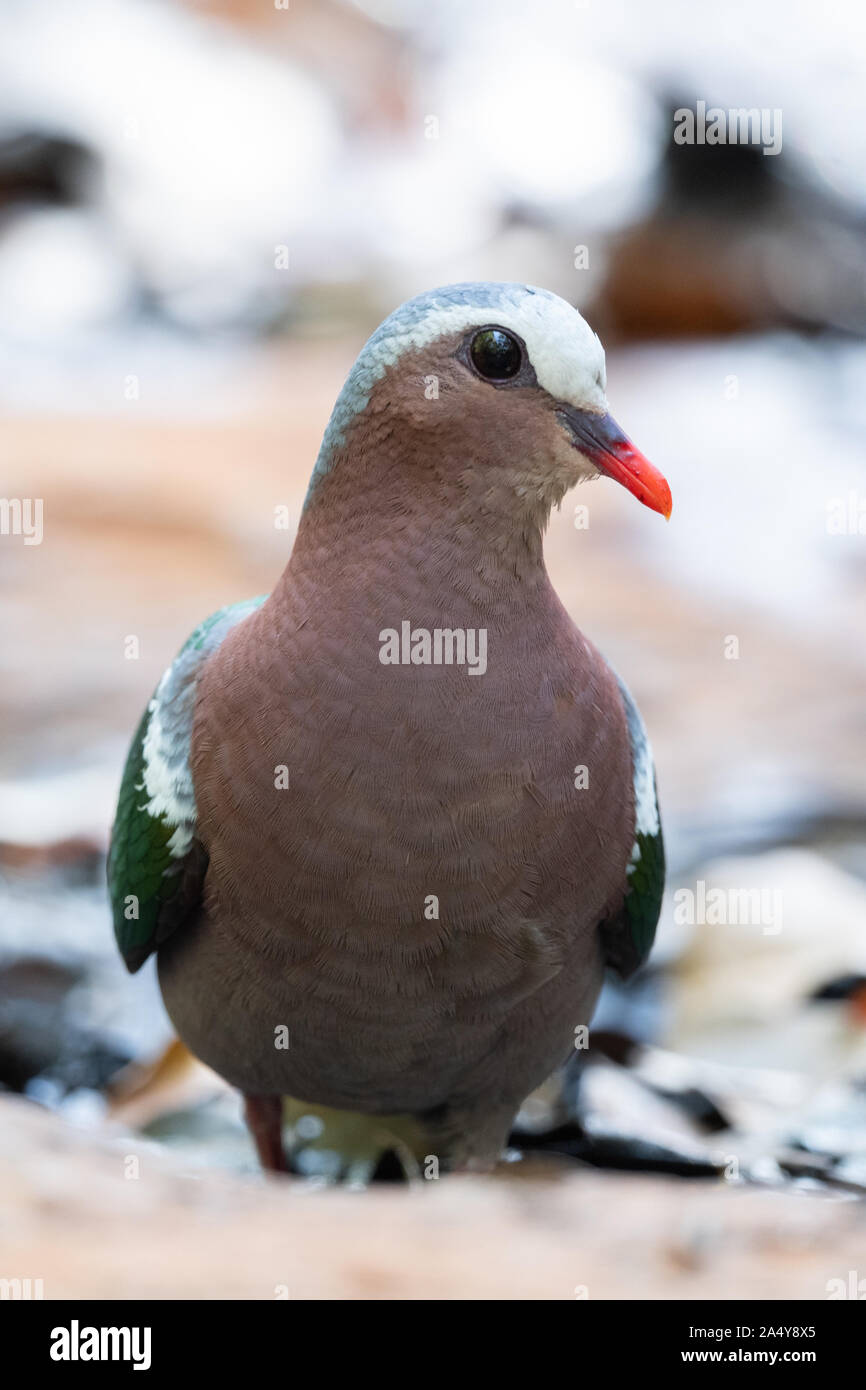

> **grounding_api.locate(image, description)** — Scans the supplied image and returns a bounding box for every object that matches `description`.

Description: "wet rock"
[0,953,129,1094]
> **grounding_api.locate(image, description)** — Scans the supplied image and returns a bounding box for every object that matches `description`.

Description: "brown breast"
[178,517,633,1112]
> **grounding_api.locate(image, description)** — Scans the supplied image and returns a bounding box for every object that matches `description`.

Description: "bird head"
[306,282,672,524]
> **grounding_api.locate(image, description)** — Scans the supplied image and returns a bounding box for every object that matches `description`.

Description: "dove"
[109,282,670,1173]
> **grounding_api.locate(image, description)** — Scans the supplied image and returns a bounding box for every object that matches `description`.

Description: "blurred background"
[2,0,866,1295]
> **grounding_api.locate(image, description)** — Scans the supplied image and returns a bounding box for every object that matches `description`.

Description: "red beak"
[559,408,672,520]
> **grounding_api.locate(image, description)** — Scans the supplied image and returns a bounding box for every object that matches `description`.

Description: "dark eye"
[470,328,522,381]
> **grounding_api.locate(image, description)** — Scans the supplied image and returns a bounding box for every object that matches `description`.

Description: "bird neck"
[290,456,553,621]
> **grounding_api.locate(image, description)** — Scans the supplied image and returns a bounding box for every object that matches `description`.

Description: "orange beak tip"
[558,406,672,523]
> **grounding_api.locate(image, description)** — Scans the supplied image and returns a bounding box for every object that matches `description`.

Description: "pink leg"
[243,1093,286,1173]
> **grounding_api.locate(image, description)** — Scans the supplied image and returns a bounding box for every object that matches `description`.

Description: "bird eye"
[470,328,522,381]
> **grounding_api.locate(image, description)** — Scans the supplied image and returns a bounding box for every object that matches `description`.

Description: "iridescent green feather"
[107,705,188,971]
[623,822,665,966]
[107,597,265,973]
[599,679,666,979]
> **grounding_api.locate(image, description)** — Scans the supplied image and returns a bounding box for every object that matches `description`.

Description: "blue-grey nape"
[303,281,558,509]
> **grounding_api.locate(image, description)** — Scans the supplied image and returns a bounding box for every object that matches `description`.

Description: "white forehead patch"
[381,289,609,410]
[307,282,608,499]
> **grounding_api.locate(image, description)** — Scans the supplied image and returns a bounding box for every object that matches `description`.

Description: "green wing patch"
[599,677,666,980]
[107,705,199,972]
[108,596,265,973]
[599,819,665,981]
[622,821,665,971]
